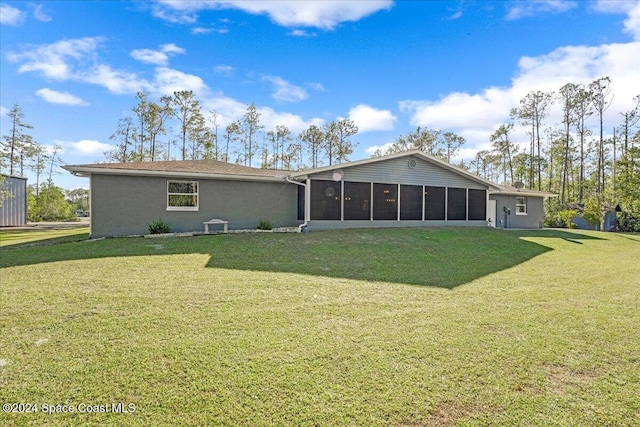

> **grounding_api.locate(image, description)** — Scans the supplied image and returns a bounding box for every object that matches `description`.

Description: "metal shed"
[0,175,28,226]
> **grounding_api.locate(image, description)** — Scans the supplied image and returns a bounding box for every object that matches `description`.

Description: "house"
[0,174,27,227]
[63,151,555,238]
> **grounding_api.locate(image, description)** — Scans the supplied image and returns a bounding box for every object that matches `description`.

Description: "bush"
[544,209,578,228]
[257,219,273,230]
[148,219,171,234]
[617,212,640,232]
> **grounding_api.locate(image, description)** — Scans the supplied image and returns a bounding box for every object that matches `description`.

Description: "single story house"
[0,174,28,227]
[63,150,556,238]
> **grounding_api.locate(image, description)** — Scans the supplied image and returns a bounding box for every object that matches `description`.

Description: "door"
[487,200,496,227]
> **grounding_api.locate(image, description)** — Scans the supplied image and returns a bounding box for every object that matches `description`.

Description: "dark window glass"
[373,183,398,220]
[344,182,371,220]
[297,185,305,221]
[468,189,486,220]
[310,180,341,220]
[400,185,422,220]
[424,186,445,220]
[447,187,466,220]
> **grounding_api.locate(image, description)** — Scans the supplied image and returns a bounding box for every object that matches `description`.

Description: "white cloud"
[155,0,394,30]
[0,106,8,116]
[348,104,397,132]
[506,0,577,20]
[262,75,308,103]
[131,48,169,65]
[214,64,234,76]
[153,67,208,96]
[289,29,317,37]
[623,2,640,41]
[7,37,103,80]
[31,4,52,22]
[159,43,185,54]
[61,139,114,156]
[0,4,24,25]
[365,142,395,156]
[79,64,151,95]
[36,88,88,106]
[131,44,185,65]
[400,39,640,160]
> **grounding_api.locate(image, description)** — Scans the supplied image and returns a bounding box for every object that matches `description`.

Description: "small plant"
[148,218,171,234]
[257,219,273,230]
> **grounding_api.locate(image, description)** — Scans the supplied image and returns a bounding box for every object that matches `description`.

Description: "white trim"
[167,180,199,211]
[515,196,527,215]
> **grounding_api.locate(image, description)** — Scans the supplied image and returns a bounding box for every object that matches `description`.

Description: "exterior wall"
[91,174,300,237]
[489,194,545,229]
[0,175,27,226]
[308,156,487,189]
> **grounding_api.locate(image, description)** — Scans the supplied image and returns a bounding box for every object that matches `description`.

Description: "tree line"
[0,105,86,220]
[106,90,359,169]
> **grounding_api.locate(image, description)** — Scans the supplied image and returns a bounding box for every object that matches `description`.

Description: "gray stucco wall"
[490,194,545,229]
[91,174,300,237]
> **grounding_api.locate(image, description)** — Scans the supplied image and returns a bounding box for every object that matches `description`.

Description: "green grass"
[0,227,89,247]
[1,228,639,426]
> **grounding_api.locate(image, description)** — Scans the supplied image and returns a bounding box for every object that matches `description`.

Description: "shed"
[0,175,28,226]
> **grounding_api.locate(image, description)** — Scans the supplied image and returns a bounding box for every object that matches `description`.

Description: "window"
[400,185,422,220]
[516,197,527,215]
[373,183,398,220]
[310,180,341,220]
[424,186,446,220]
[167,180,198,211]
[344,182,371,220]
[468,189,487,221]
[447,187,466,221]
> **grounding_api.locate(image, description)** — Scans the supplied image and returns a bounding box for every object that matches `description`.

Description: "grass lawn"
[1,227,639,426]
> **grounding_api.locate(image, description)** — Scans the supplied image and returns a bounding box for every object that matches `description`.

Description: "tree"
[106,116,137,162]
[590,77,612,194]
[512,91,553,190]
[558,83,579,204]
[323,119,358,165]
[146,96,173,161]
[571,85,594,202]
[442,132,465,163]
[1,104,34,176]
[299,125,324,168]
[241,103,263,167]
[223,120,241,163]
[27,184,75,222]
[490,123,517,184]
[170,90,206,160]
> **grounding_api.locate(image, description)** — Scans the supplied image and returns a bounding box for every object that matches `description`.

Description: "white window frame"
[167,180,199,211]
[515,196,527,215]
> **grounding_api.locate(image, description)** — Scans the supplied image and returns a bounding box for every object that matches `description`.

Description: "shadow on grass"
[0,227,605,289]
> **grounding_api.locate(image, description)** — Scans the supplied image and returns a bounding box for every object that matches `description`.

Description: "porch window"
[373,183,398,220]
[447,187,466,220]
[425,186,446,220]
[167,180,198,211]
[400,185,423,220]
[468,189,487,221]
[344,182,371,220]
[516,197,527,215]
[310,180,341,220]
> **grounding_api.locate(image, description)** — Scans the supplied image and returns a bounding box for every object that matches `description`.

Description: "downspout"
[284,176,307,233]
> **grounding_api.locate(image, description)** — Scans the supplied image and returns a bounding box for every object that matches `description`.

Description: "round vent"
[408,159,417,169]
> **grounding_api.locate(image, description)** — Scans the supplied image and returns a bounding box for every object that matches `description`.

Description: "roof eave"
[62,165,286,182]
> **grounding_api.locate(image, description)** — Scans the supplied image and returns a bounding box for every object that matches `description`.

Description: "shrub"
[617,212,640,232]
[544,209,578,228]
[148,218,171,234]
[257,219,273,230]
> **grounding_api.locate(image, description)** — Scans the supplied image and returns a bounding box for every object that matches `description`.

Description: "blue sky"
[1,0,639,189]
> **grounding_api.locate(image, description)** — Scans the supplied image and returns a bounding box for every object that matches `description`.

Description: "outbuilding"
[0,174,28,227]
